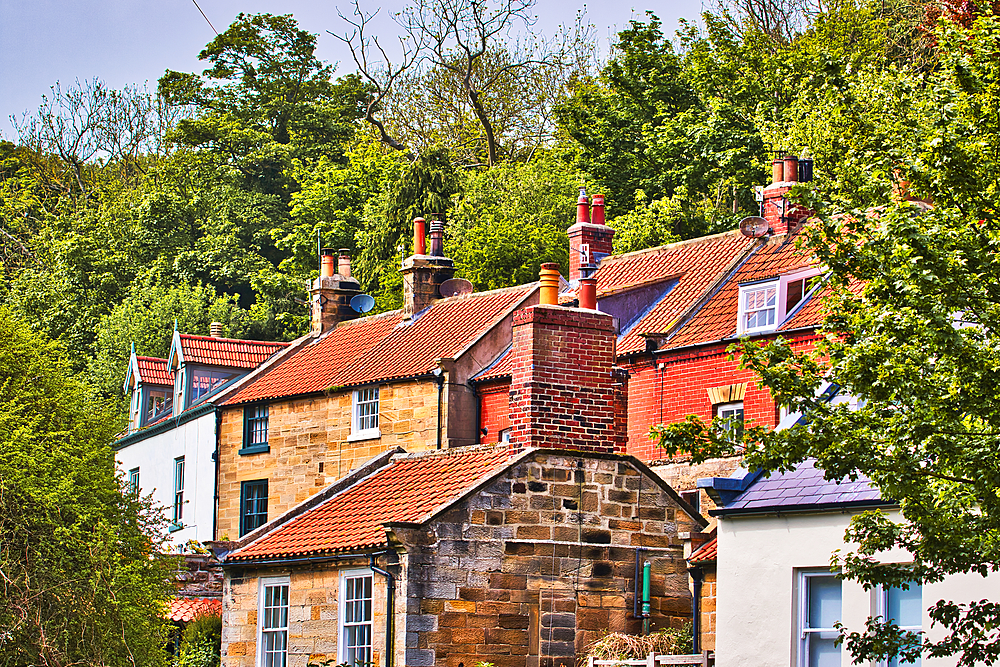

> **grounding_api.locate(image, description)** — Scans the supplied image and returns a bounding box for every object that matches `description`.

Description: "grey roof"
[703,459,887,516]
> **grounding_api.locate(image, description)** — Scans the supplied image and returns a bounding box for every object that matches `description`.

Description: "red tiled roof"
[166,596,222,622]
[689,536,717,563]
[594,233,756,355]
[223,285,535,405]
[179,335,289,369]
[663,235,820,350]
[136,356,172,386]
[473,347,513,382]
[228,447,511,561]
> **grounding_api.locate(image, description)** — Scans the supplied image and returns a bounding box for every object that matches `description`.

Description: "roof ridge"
[179,334,289,346]
[393,443,511,462]
[136,355,168,362]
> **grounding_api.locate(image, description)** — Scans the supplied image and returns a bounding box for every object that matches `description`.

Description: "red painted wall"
[478,380,511,443]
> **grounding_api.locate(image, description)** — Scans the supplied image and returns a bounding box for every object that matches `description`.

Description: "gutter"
[711,499,896,518]
[113,402,215,450]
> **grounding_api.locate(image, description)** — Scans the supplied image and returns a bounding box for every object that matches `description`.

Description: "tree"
[0,306,175,666]
[653,13,1000,666]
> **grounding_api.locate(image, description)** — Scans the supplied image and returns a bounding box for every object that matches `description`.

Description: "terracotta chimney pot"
[783,155,799,183]
[413,218,427,256]
[591,194,606,226]
[576,188,590,224]
[338,249,351,279]
[772,159,785,184]
[320,248,336,278]
[539,263,560,305]
[579,277,597,310]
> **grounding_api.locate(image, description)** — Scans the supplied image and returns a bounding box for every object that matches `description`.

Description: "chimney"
[568,189,614,282]
[310,248,361,333]
[762,154,811,235]
[507,301,624,455]
[210,321,224,338]
[401,218,456,316]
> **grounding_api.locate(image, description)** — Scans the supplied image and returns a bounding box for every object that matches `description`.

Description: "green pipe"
[642,560,651,635]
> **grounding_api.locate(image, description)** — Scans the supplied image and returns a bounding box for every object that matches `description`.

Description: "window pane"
[808,577,842,629]
[786,278,805,312]
[887,584,921,627]
[808,635,841,667]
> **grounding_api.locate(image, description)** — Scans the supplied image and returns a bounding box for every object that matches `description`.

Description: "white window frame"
[350,386,380,441]
[715,401,745,440]
[339,568,374,667]
[778,268,823,323]
[877,582,923,667]
[257,576,290,667]
[738,280,779,334]
[797,570,842,667]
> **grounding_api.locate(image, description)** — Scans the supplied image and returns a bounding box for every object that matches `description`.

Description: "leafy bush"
[176,613,222,667]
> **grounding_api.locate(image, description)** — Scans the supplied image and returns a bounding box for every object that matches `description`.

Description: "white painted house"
[114,330,290,548]
[699,460,1000,667]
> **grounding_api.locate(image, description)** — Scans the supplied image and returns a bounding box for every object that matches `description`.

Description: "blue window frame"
[241,404,270,455]
[241,479,268,537]
[172,457,185,527]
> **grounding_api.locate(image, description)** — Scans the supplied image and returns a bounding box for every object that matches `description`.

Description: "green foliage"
[176,614,222,667]
[0,306,175,666]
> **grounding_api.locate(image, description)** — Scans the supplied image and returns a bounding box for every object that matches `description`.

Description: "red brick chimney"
[401,218,456,317]
[507,303,625,454]
[568,189,614,281]
[762,155,811,235]
[310,248,361,333]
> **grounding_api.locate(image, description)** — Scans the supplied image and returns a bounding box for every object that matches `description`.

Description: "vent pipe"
[338,249,351,279]
[413,218,427,256]
[320,248,336,278]
[429,220,445,257]
[539,263,560,305]
[579,277,597,310]
[210,322,224,338]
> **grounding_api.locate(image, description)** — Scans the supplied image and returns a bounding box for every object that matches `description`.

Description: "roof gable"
[123,352,171,392]
[168,332,289,370]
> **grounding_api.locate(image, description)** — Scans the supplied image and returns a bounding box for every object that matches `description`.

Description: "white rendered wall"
[715,510,1000,667]
[115,411,216,548]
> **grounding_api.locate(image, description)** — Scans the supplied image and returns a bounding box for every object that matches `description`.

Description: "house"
[696,459,1000,667]
[114,326,290,546]
[218,291,707,667]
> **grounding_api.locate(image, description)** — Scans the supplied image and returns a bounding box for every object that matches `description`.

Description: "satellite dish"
[350,293,376,314]
[739,216,770,238]
[440,278,474,298]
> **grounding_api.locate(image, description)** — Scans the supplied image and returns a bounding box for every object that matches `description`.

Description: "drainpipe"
[212,407,221,541]
[369,554,395,667]
[633,547,646,619]
[433,367,445,450]
[690,566,703,654]
[642,560,652,635]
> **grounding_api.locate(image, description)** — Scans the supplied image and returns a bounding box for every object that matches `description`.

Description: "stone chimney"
[310,248,361,333]
[401,218,456,317]
[507,301,625,455]
[762,155,812,235]
[568,189,614,282]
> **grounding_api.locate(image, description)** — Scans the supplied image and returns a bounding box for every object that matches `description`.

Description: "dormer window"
[738,270,822,335]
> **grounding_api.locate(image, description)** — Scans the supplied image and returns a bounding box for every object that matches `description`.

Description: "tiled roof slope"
[719,459,883,514]
[224,285,534,405]
[137,356,172,385]
[663,234,820,350]
[167,596,222,622]
[689,536,717,563]
[228,447,511,561]
[595,233,755,355]
[180,335,289,369]
[472,346,513,383]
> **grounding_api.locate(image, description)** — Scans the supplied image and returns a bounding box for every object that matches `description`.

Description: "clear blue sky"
[0,0,703,141]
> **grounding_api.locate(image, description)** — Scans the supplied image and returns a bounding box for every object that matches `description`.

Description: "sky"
[0,0,703,141]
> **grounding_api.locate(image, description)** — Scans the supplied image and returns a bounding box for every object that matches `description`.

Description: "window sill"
[168,523,184,533]
[346,429,381,442]
[239,443,270,456]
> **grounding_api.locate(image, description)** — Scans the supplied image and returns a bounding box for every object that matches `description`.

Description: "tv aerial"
[440,278,474,298]
[350,293,376,314]
[739,216,770,238]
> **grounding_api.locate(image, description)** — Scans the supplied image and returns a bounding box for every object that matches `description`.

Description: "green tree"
[0,306,175,666]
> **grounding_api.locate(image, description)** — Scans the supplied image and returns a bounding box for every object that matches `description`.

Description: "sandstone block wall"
[392,451,702,667]
[698,567,717,652]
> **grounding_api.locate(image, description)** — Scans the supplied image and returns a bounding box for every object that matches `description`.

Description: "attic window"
[739,281,778,333]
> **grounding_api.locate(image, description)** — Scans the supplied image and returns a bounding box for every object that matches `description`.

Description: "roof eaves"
[710,498,895,518]
[112,402,215,450]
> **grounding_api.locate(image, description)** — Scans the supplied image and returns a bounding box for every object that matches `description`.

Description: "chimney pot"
[783,155,799,183]
[429,220,445,257]
[591,194,606,226]
[210,321,224,338]
[413,218,427,256]
[579,277,597,310]
[539,263,560,305]
[338,249,351,279]
[577,187,590,224]
[320,248,336,278]
[772,159,785,184]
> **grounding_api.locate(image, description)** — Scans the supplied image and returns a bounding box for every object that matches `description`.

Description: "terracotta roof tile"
[688,537,717,563]
[594,233,755,355]
[166,596,221,622]
[472,347,513,382]
[179,335,289,369]
[136,356,172,386]
[228,447,511,561]
[224,285,534,405]
[663,235,820,349]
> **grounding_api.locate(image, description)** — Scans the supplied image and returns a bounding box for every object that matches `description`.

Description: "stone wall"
[217,379,443,540]
[698,566,717,652]
[391,450,702,667]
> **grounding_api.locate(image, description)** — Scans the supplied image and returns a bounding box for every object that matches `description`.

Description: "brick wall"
[392,451,701,667]
[217,379,444,540]
[508,305,624,455]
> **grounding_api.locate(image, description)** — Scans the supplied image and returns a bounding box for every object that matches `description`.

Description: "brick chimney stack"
[762,155,812,235]
[568,189,614,282]
[507,303,625,455]
[310,248,361,333]
[402,218,456,317]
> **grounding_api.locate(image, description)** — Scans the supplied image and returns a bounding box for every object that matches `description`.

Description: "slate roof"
[176,334,289,369]
[136,356,172,386]
[227,447,511,562]
[223,285,535,405]
[663,234,822,350]
[167,596,222,622]
[595,232,756,355]
[714,459,885,515]
[689,536,717,563]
